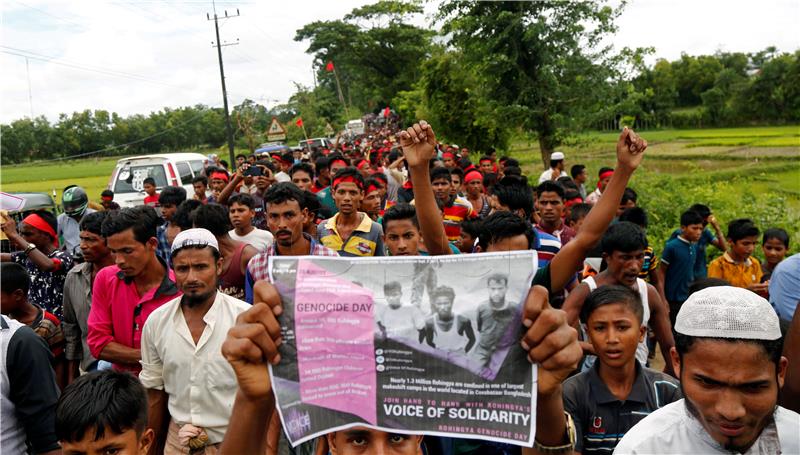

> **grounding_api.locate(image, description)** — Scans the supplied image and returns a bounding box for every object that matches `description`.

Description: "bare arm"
[549,128,647,293]
[147,389,171,455]
[708,216,727,252]
[647,285,676,377]
[656,263,669,305]
[217,172,244,206]
[97,342,141,365]
[399,121,450,256]
[563,283,591,327]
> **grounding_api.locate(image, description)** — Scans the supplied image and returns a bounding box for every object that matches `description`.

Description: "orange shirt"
[707,252,763,288]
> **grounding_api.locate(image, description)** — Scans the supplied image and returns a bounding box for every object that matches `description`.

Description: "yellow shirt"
[708,252,763,288]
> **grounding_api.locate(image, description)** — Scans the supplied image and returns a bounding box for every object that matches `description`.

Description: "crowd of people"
[0,119,798,455]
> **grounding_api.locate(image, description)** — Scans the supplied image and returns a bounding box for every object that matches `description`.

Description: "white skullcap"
[171,228,219,256]
[675,286,781,340]
[550,151,565,160]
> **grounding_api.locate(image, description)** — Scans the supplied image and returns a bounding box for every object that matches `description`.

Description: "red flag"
[383,107,390,117]
[295,117,303,128]
[325,61,334,72]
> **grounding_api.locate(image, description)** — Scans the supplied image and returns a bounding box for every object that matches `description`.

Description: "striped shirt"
[317,213,385,257]
[532,229,562,268]
[442,196,476,242]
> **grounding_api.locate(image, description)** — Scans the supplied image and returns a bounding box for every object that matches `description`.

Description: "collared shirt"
[563,360,682,453]
[140,292,250,444]
[317,212,385,257]
[769,253,800,321]
[613,400,800,454]
[87,261,180,374]
[671,228,716,278]
[537,168,568,184]
[62,261,101,370]
[661,235,697,303]
[57,209,96,255]
[244,233,338,303]
[708,251,763,289]
[11,249,73,320]
[532,229,562,268]
[535,221,576,246]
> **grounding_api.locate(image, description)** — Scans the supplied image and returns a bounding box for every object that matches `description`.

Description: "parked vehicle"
[255,144,291,157]
[345,119,365,136]
[298,137,332,151]
[108,153,207,208]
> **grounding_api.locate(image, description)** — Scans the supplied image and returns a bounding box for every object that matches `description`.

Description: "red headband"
[22,213,58,247]
[599,170,614,180]
[210,171,229,182]
[333,175,364,190]
[442,152,455,160]
[357,160,370,170]
[464,170,483,184]
[365,183,381,195]
[479,158,492,164]
[565,197,583,208]
[101,195,113,202]
[331,159,347,168]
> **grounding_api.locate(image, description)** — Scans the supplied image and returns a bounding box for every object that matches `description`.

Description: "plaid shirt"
[244,233,338,303]
[156,222,171,265]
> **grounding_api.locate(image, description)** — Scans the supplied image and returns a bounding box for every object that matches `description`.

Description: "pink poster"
[294,259,377,425]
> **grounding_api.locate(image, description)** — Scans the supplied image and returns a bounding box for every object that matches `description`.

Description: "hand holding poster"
[267,251,539,447]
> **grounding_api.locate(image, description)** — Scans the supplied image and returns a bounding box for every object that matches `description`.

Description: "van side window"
[176,162,193,184]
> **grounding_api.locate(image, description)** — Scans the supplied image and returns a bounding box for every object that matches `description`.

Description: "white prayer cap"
[171,228,219,256]
[550,151,565,161]
[675,286,781,340]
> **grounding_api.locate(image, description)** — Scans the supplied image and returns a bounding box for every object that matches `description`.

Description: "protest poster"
[267,251,539,447]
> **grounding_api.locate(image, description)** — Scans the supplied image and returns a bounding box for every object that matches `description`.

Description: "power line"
[10,0,87,29]
[207,2,240,166]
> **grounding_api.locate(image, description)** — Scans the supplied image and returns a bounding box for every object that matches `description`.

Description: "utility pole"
[207,2,239,167]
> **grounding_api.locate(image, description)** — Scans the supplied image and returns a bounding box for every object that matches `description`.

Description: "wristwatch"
[532,411,576,454]
[23,243,37,255]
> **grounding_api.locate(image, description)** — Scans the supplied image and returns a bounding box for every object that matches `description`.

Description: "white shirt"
[274,171,291,183]
[537,168,568,184]
[375,303,425,340]
[585,188,602,205]
[614,399,800,454]
[140,292,250,443]
[229,228,274,252]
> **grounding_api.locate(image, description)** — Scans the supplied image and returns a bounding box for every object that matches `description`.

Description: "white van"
[346,119,365,135]
[108,153,207,208]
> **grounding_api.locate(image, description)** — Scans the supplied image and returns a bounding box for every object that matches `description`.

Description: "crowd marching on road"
[1,117,798,455]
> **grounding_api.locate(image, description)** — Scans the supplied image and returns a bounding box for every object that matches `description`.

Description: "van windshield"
[114,164,167,193]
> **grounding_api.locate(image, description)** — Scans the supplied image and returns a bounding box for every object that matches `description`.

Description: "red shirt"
[144,194,159,207]
[87,263,180,374]
[442,196,477,242]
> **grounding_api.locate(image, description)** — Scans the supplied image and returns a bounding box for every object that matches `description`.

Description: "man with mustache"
[140,228,250,454]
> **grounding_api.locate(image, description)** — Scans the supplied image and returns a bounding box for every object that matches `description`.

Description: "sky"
[1,0,798,124]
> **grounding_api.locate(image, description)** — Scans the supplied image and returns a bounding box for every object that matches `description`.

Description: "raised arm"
[399,120,451,256]
[549,128,647,292]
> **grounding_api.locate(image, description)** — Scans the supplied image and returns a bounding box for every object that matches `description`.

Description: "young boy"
[563,286,681,454]
[374,281,426,340]
[659,210,704,326]
[1,262,66,387]
[155,186,186,264]
[457,219,481,254]
[142,177,159,208]
[56,370,155,455]
[562,221,675,376]
[192,175,209,203]
[708,218,765,293]
[761,227,789,281]
[669,203,727,278]
[228,193,274,252]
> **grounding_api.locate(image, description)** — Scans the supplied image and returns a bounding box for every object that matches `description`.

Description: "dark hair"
[621,187,638,205]
[598,166,614,177]
[142,177,155,186]
[192,175,207,186]
[458,158,473,170]
[727,218,759,242]
[100,189,114,198]
[482,172,499,190]
[236,153,247,160]
[431,285,455,301]
[27,210,58,241]
[158,186,186,206]
[56,371,148,443]
[315,156,330,172]
[191,203,231,237]
[430,166,452,183]
[220,160,229,170]
[675,334,784,369]
[493,179,534,219]
[763,227,790,248]
[568,203,592,224]
[290,162,315,179]
[601,222,647,255]
[1,262,29,295]
[478,211,533,251]
[460,219,482,239]
[680,210,704,227]
[503,158,520,168]
[618,207,648,228]
[503,166,522,177]
[228,192,255,210]
[450,167,464,180]
[384,281,401,293]
[264,182,306,206]
[174,200,203,231]
[557,176,578,192]
[79,211,109,236]
[479,155,492,163]
[101,206,159,244]
[381,203,419,230]
[536,181,565,200]
[570,164,586,179]
[332,167,365,190]
[301,190,322,215]
[688,203,711,219]
[688,277,731,295]
[549,158,563,168]
[581,285,644,324]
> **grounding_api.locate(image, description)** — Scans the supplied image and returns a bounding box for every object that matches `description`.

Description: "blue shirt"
[671,228,715,278]
[156,222,171,265]
[769,253,800,321]
[661,236,697,303]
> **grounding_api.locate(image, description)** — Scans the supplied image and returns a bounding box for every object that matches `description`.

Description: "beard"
[181,289,215,308]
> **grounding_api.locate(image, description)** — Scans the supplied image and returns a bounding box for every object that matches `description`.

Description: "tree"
[437,1,630,168]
